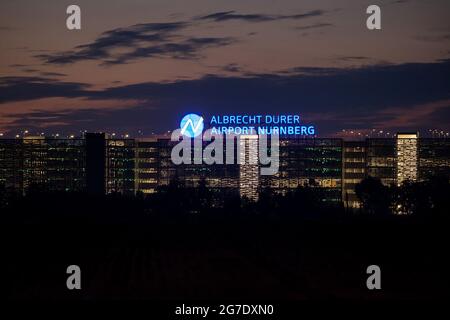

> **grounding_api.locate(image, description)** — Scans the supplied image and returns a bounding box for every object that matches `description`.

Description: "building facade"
[1,133,450,207]
[0,137,85,194]
[260,138,343,204]
[342,141,366,208]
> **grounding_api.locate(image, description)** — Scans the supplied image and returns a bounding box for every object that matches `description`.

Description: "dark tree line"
[355,175,450,216]
[1,176,449,223]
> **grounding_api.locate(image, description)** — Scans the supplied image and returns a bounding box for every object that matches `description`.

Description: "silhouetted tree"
[0,183,6,209]
[425,175,450,216]
[257,187,277,215]
[392,180,428,215]
[390,176,450,216]
[195,178,213,214]
[355,176,391,215]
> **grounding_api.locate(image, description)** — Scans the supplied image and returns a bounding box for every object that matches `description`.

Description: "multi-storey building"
[135,139,159,194]
[418,138,450,180]
[342,141,366,208]
[45,138,85,192]
[396,133,418,186]
[0,137,85,193]
[0,139,26,192]
[260,138,343,204]
[106,138,135,195]
[365,138,397,186]
[239,135,259,200]
[1,133,449,208]
[147,138,239,193]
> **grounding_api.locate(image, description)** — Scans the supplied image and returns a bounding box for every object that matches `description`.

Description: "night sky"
[1,0,449,137]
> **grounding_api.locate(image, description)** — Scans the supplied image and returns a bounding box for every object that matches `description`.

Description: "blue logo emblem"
[180,113,204,138]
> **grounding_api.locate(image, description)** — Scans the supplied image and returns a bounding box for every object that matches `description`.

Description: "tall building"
[396,133,418,186]
[22,137,47,191]
[106,138,135,195]
[239,135,259,201]
[135,139,159,194]
[342,141,366,208]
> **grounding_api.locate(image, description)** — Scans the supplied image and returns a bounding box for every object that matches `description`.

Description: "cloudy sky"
[0,0,449,137]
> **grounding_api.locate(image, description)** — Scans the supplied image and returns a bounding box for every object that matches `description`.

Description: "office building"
[342,141,366,208]
[239,135,259,201]
[418,138,450,180]
[396,133,418,186]
[260,138,343,204]
[135,139,159,194]
[106,138,136,195]
[0,137,85,194]
[1,133,449,209]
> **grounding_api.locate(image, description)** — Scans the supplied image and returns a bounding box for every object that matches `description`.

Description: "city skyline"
[1,0,450,137]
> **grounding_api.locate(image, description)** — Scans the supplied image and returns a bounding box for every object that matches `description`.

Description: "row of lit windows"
[263,178,341,188]
[344,158,365,163]
[138,168,157,173]
[138,158,157,163]
[139,179,157,184]
[344,179,363,184]
[344,147,365,152]
[344,168,365,173]
[137,148,157,152]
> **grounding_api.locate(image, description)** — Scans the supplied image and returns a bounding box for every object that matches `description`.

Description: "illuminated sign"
[179,114,316,137]
[210,114,315,135]
[180,113,204,137]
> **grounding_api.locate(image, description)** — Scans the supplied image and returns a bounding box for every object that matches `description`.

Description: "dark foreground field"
[4,214,448,301]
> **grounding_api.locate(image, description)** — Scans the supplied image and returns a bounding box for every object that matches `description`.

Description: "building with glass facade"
[260,138,343,204]
[418,138,450,180]
[0,137,85,194]
[105,138,136,195]
[1,133,450,208]
[342,141,366,208]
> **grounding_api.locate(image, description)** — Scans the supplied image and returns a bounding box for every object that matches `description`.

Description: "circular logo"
[180,113,204,138]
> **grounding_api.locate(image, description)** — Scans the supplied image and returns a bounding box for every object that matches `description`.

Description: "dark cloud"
[93,61,447,107]
[101,37,235,65]
[196,10,325,23]
[333,56,392,66]
[278,66,342,75]
[0,76,90,103]
[414,34,450,42]
[28,49,51,53]
[336,56,371,62]
[40,72,67,77]
[22,68,40,73]
[35,21,234,65]
[221,63,243,73]
[295,23,333,31]
[428,105,450,123]
[390,0,409,4]
[34,10,329,66]
[36,22,187,64]
[2,60,450,135]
